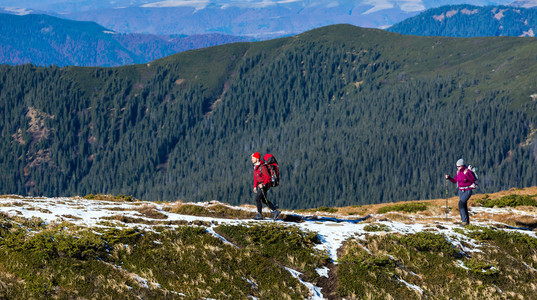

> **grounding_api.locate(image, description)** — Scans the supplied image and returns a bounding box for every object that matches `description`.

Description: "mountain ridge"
[0,13,252,66]
[1,0,517,37]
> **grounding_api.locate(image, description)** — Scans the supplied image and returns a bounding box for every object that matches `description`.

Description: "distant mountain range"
[0,12,252,66]
[389,4,537,37]
[0,0,517,38]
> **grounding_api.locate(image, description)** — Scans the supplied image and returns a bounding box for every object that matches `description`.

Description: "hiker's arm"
[260,166,272,186]
[445,174,456,183]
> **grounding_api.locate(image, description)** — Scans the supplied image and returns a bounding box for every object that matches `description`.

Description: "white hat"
[456,158,464,167]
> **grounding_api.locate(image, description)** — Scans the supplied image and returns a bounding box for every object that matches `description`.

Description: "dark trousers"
[255,186,276,214]
[458,189,472,224]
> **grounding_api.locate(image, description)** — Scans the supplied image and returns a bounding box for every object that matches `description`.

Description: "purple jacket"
[448,166,476,190]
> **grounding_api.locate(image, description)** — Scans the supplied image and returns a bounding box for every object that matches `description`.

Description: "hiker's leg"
[458,190,471,224]
[261,187,276,210]
[255,190,264,215]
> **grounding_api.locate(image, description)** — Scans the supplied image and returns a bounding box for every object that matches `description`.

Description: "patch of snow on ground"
[206,226,238,247]
[316,266,329,278]
[397,277,423,295]
[456,260,470,270]
[284,267,324,300]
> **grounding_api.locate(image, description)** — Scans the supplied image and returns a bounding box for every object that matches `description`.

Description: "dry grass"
[60,214,82,220]
[0,195,24,199]
[83,194,135,202]
[471,212,537,229]
[163,201,255,219]
[336,186,537,226]
[137,204,168,219]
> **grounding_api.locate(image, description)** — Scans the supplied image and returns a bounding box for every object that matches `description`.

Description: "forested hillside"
[0,13,250,67]
[389,4,537,37]
[1,25,537,209]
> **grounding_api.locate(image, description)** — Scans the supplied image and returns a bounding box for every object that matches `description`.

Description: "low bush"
[363,223,390,232]
[475,194,537,208]
[378,202,429,214]
[0,217,315,299]
[164,204,211,216]
[398,231,459,256]
[216,223,329,281]
[164,203,255,219]
[84,194,134,202]
[465,258,499,276]
[297,206,338,213]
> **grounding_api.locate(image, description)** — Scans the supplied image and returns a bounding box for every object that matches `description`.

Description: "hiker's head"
[251,152,261,164]
[456,158,465,168]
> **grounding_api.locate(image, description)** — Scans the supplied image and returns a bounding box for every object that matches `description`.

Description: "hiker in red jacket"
[251,152,280,220]
[445,158,477,226]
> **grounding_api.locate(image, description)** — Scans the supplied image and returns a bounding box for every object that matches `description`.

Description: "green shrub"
[297,206,338,213]
[315,206,338,213]
[475,194,537,208]
[216,223,329,280]
[337,241,413,298]
[378,202,429,214]
[207,204,255,218]
[166,204,212,216]
[100,227,143,245]
[399,232,459,256]
[0,220,312,299]
[465,259,499,276]
[363,223,390,232]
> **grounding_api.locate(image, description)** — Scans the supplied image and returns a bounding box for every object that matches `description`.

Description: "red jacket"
[253,162,272,188]
[448,166,476,190]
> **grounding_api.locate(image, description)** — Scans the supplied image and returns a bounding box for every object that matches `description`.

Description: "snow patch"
[284,267,324,300]
[461,8,478,15]
[456,260,470,270]
[494,8,508,20]
[141,0,210,11]
[521,28,535,37]
[446,9,458,18]
[142,0,302,10]
[363,0,424,15]
[316,266,330,278]
[396,277,423,294]
[1,7,32,15]
[206,226,238,247]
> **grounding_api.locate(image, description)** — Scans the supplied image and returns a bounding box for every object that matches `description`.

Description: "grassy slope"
[1,187,536,298]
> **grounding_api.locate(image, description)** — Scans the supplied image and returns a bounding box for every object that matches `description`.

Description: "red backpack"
[263,154,280,187]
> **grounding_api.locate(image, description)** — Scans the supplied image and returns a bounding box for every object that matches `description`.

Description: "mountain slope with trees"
[1,24,537,208]
[388,4,537,37]
[0,13,251,66]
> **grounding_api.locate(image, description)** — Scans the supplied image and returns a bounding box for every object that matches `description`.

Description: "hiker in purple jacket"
[445,158,476,226]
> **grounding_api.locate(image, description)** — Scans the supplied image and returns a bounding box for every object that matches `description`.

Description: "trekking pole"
[260,186,269,205]
[260,185,278,208]
[445,179,449,223]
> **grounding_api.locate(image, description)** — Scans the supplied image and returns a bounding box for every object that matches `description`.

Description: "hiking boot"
[272,209,281,220]
[460,222,469,227]
[253,213,264,220]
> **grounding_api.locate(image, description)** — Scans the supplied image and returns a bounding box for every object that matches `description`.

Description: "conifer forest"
[1,25,537,208]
